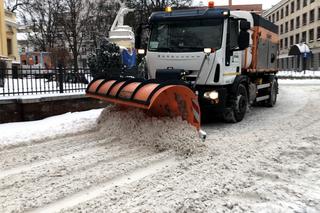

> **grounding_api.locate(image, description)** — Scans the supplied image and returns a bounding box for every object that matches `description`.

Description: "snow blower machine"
[86,2,279,141]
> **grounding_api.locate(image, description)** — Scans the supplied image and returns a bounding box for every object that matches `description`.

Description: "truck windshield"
[148,19,224,52]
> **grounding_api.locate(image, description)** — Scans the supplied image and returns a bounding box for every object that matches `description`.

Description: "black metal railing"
[0,66,93,96]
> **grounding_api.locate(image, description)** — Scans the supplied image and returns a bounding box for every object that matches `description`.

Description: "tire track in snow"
[0,147,174,212]
[0,134,118,170]
[29,157,178,213]
[0,141,128,180]
[0,128,101,152]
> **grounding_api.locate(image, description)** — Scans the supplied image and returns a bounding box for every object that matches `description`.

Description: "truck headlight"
[137,49,145,55]
[203,91,219,100]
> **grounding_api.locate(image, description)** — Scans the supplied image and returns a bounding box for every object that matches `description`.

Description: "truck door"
[224,19,242,77]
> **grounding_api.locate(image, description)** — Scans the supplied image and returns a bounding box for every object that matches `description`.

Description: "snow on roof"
[17,32,28,41]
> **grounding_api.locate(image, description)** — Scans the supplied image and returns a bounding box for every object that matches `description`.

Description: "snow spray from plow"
[86,79,206,140]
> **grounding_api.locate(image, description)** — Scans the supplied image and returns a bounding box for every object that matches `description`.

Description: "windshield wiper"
[177,46,204,51]
[150,46,207,52]
[149,47,173,52]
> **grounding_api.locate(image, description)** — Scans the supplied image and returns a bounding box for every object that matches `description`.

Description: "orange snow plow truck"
[86,4,279,140]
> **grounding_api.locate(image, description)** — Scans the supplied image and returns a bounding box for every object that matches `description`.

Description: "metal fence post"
[0,60,6,88]
[58,65,64,93]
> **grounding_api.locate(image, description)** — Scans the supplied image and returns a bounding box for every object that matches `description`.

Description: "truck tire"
[265,76,278,107]
[223,84,248,123]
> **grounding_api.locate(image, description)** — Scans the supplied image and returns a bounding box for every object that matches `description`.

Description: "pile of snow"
[0,109,102,150]
[279,79,320,85]
[96,106,205,155]
[0,106,205,155]
[278,70,320,79]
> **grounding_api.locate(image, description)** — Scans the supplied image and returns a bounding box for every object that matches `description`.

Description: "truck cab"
[142,7,279,122]
[146,8,254,85]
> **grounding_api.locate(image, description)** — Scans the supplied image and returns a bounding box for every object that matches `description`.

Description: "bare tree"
[20,0,62,51]
[58,0,94,71]
[89,0,121,48]
[4,0,24,12]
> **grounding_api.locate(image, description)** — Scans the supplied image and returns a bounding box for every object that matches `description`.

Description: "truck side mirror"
[238,31,250,50]
[237,20,251,50]
[135,23,150,49]
[240,20,251,31]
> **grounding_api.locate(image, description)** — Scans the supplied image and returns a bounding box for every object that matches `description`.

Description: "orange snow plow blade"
[86,79,201,130]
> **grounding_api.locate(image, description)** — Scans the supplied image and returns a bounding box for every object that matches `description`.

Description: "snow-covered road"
[1,81,320,213]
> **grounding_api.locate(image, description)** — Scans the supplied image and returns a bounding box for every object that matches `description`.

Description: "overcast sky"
[192,0,282,10]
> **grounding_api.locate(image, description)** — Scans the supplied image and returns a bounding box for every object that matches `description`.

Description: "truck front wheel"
[223,84,248,123]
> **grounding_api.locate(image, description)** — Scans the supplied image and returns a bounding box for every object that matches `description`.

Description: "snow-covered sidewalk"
[0,109,102,150]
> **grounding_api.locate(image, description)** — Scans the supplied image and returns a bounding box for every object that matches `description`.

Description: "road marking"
[29,157,177,213]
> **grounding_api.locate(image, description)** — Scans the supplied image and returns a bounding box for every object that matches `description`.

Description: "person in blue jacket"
[121,47,136,69]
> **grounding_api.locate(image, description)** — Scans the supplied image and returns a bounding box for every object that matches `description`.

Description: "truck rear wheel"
[223,84,248,123]
[265,77,278,107]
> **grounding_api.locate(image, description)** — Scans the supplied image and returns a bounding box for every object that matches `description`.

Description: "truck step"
[257,83,271,90]
[256,95,270,102]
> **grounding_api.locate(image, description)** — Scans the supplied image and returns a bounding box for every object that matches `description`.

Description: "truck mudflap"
[86,78,203,133]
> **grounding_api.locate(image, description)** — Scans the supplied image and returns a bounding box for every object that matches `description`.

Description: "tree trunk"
[73,51,79,72]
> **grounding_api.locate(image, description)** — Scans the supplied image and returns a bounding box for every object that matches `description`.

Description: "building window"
[269,16,271,21]
[291,1,295,13]
[302,31,307,42]
[34,55,39,64]
[302,13,307,25]
[290,36,294,46]
[285,37,288,48]
[272,14,275,22]
[309,29,314,42]
[7,39,12,55]
[280,24,284,34]
[280,39,283,49]
[281,8,284,19]
[296,16,300,28]
[276,11,279,21]
[285,22,289,33]
[317,27,320,40]
[310,9,315,23]
[303,0,307,7]
[297,0,300,10]
[286,5,289,16]
[290,19,294,31]
[296,33,300,43]
[311,53,314,70]
[318,8,320,20]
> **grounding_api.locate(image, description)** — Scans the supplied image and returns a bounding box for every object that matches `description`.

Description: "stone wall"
[0,94,108,124]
